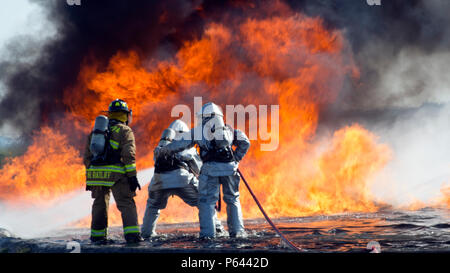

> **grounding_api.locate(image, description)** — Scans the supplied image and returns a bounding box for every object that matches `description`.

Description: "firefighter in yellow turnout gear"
[84,99,143,244]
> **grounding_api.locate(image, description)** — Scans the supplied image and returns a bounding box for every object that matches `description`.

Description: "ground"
[1,208,449,253]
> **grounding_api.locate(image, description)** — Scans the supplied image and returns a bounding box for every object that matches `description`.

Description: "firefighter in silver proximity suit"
[141,119,224,238]
[160,103,250,239]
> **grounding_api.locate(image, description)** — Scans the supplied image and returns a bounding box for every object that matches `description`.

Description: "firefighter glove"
[128,176,141,192]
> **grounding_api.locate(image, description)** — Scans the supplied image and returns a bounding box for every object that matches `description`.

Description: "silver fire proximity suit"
[141,120,223,238]
[160,103,251,238]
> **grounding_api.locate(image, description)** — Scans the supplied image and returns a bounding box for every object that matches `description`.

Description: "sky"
[0,0,43,46]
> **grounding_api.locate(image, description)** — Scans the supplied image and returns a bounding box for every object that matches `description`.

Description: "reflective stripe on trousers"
[91,228,107,237]
[124,225,140,235]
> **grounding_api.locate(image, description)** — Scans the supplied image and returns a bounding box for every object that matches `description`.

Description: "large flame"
[0,2,408,227]
[0,127,85,207]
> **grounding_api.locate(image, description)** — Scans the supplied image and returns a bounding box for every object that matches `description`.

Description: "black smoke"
[1,0,449,139]
[0,0,205,138]
[284,0,450,129]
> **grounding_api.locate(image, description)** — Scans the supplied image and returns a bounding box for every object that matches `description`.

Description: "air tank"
[207,115,232,148]
[90,115,109,158]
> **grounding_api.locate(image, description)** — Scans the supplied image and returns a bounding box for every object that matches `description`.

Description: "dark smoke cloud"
[1,0,449,138]
[0,0,204,137]
[280,0,450,129]
[288,0,450,112]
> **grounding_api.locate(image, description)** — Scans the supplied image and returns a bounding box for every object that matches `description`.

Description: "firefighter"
[141,119,224,238]
[84,99,143,245]
[159,103,250,239]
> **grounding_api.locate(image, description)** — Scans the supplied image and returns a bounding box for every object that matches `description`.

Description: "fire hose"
[238,169,302,252]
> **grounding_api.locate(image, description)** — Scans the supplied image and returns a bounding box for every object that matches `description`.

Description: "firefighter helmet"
[108,99,133,125]
[196,102,223,118]
[169,119,190,133]
[108,99,131,113]
[160,128,176,142]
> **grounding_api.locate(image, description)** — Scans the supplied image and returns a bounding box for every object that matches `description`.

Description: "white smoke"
[370,103,450,206]
[0,168,154,238]
[337,3,450,207]
[359,48,450,110]
[361,47,450,206]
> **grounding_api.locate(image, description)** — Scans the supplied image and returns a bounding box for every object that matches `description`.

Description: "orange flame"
[439,185,450,208]
[0,3,398,227]
[306,125,391,213]
[0,127,85,207]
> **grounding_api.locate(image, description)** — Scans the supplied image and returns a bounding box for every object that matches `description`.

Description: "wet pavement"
[1,207,449,253]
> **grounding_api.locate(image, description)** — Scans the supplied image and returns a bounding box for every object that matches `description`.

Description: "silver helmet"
[160,128,176,141]
[158,128,176,147]
[196,102,223,118]
[169,119,190,133]
[169,119,190,140]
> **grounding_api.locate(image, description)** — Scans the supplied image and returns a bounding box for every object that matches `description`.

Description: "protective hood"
[196,102,223,118]
[169,119,190,133]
